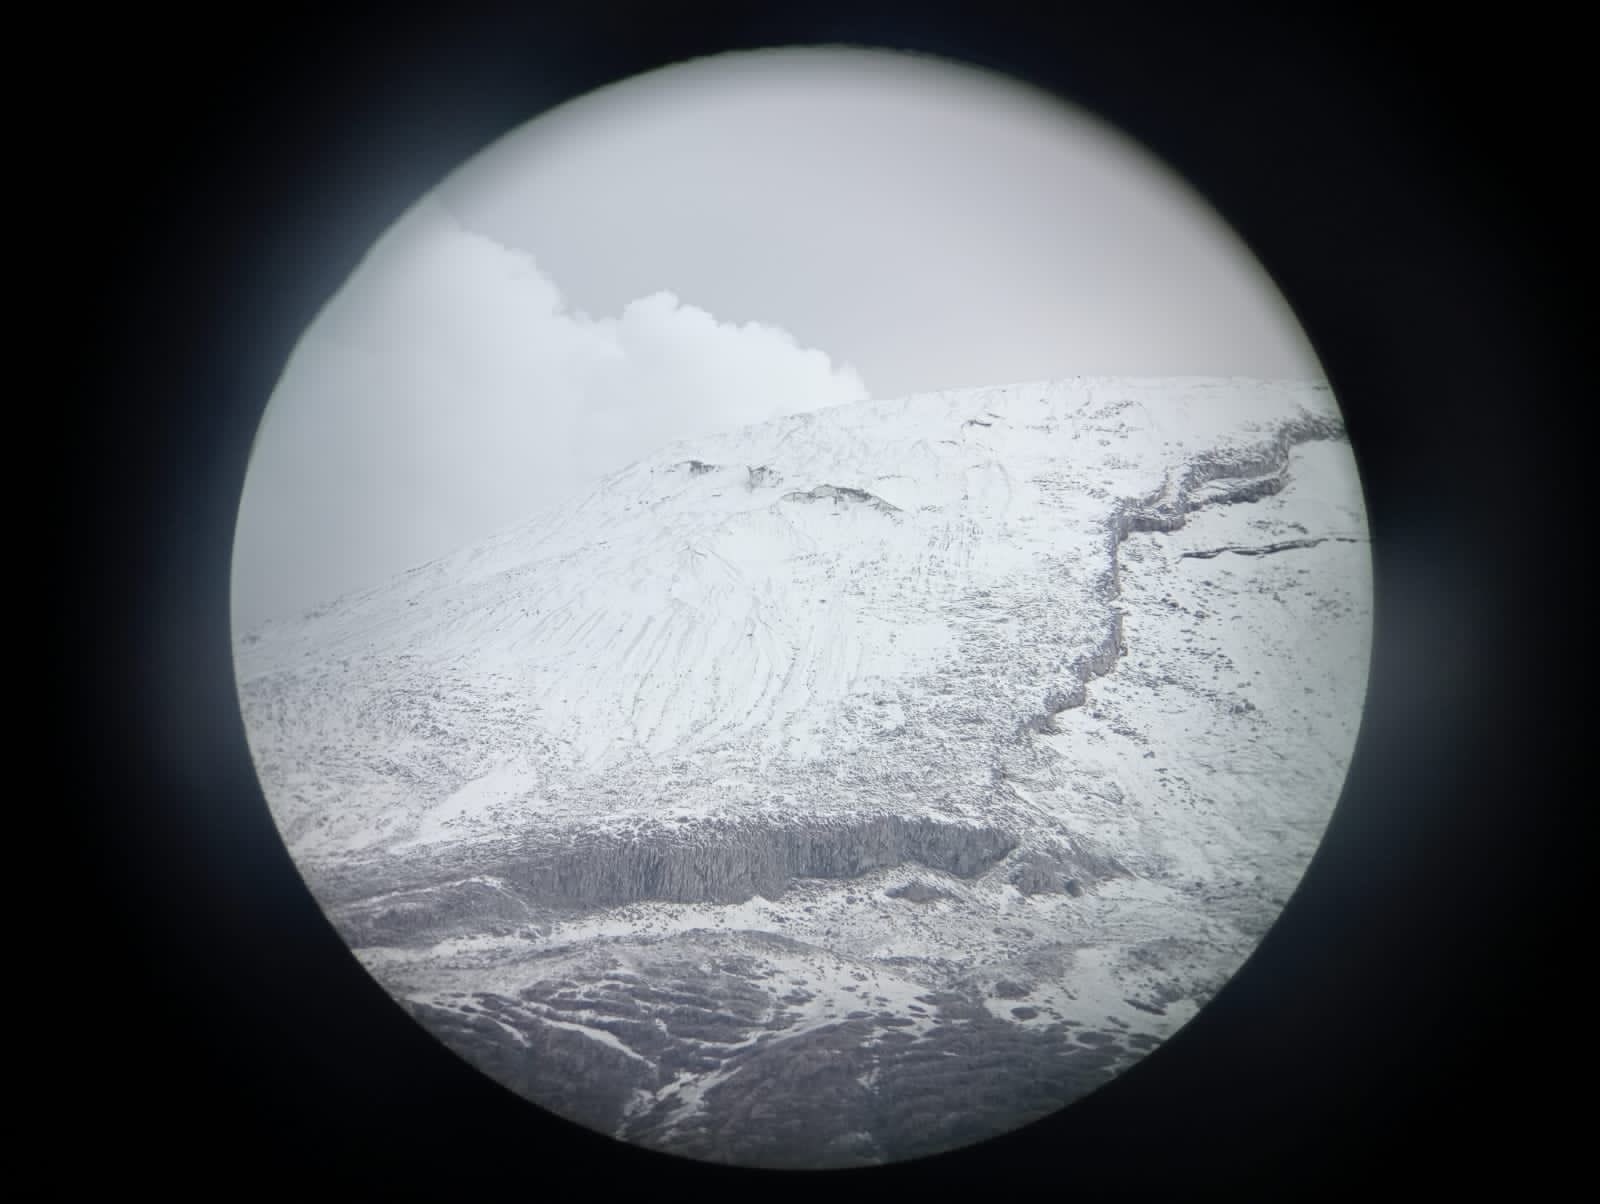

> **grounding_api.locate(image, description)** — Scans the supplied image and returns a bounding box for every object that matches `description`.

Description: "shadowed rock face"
[1109,412,1347,557]
[499,815,1018,907]
[781,483,901,513]
[324,813,1097,949]
[885,880,954,903]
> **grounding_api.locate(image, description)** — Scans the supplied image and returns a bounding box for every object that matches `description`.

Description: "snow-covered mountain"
[235,377,1372,1167]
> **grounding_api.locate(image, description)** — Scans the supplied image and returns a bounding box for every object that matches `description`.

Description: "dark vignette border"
[44,1,1578,1196]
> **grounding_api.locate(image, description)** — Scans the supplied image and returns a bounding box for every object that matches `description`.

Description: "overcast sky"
[232,46,1323,632]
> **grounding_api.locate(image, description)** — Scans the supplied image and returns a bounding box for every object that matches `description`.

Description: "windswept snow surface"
[235,377,1372,1167]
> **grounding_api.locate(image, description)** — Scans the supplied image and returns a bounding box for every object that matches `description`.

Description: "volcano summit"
[234,377,1372,1168]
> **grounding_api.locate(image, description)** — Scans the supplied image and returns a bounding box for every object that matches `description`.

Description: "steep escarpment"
[499,813,1018,907]
[1111,410,1347,541]
[1011,615,1124,740]
[324,813,1111,948]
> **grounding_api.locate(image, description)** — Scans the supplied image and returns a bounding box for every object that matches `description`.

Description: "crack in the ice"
[1015,412,1350,739]
[1178,535,1365,560]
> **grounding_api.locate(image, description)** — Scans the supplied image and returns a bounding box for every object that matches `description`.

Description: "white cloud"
[232,195,869,630]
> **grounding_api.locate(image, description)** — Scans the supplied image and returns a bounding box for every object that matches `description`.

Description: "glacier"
[234,376,1372,1167]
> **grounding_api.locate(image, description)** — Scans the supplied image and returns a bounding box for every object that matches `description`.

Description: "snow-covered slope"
[234,377,1371,1167]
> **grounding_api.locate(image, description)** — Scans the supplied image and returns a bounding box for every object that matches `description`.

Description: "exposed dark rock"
[885,880,953,904]
[501,816,1014,910]
[1012,619,1122,740]
[1179,534,1364,560]
[322,814,1020,932]
[1005,842,1124,897]
[612,993,1125,1169]
[410,999,655,1136]
[780,483,901,514]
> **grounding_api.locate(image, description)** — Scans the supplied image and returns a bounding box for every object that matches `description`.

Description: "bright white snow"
[236,376,1361,863]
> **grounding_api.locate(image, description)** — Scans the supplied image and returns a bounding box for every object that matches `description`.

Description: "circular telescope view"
[231,46,1372,1169]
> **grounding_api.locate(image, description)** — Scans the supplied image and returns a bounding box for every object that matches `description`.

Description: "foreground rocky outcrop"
[398,931,1164,1168]
[322,814,1135,950]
